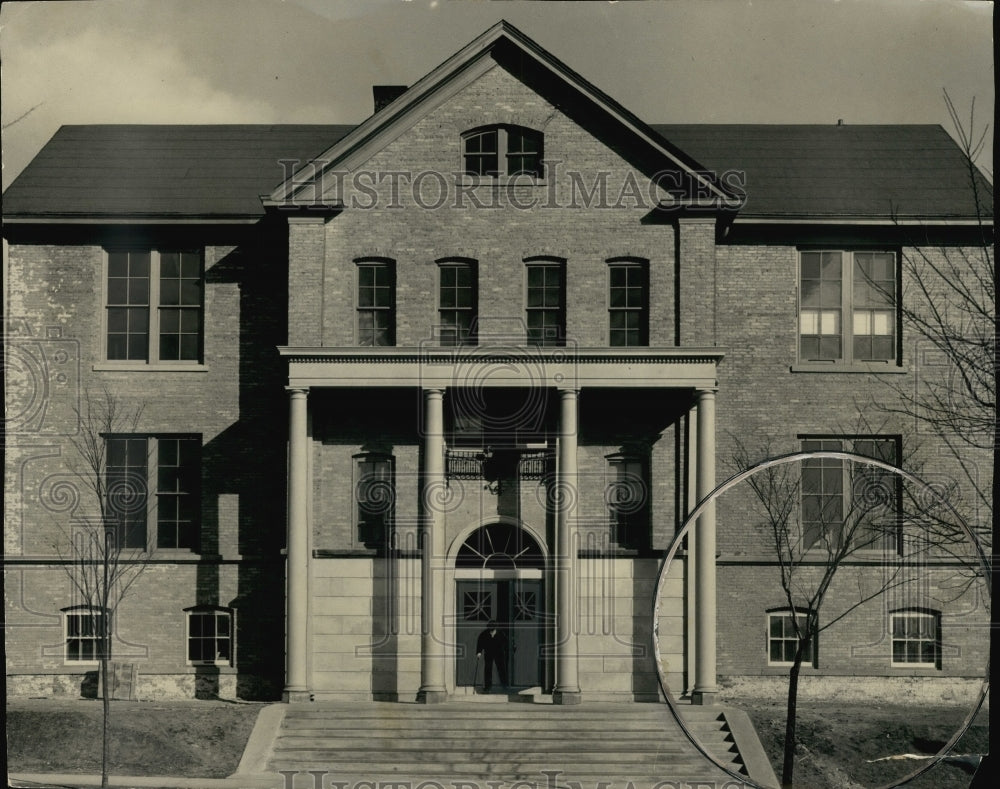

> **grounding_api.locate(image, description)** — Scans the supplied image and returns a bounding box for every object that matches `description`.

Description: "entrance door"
[456,578,543,688]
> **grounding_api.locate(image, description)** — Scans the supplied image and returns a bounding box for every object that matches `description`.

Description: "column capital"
[557,386,581,397]
[422,386,447,397]
[286,386,310,396]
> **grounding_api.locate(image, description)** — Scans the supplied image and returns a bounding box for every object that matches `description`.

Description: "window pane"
[159,335,180,361]
[181,252,201,278]
[821,251,842,278]
[179,335,199,360]
[108,252,128,278]
[108,279,128,305]
[180,281,200,306]
[158,279,179,306]
[129,277,149,304]
[160,252,179,278]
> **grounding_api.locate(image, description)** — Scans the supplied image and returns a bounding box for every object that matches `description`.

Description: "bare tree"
[874,92,994,541]
[53,388,151,789]
[730,434,977,789]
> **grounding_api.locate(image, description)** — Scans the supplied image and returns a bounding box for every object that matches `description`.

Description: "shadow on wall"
[80,670,99,699]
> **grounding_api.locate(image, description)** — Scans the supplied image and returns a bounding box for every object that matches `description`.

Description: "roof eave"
[2,213,265,225]
[733,215,994,226]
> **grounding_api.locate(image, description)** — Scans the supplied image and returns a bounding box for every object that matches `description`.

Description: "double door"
[455,578,543,689]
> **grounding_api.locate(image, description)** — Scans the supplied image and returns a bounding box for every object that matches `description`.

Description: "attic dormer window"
[463,125,543,178]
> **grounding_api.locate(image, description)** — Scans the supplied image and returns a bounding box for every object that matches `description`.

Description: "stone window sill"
[790,363,908,374]
[93,363,207,372]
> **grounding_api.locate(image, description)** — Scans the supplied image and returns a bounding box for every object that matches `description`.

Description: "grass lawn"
[738,698,988,788]
[6,698,264,778]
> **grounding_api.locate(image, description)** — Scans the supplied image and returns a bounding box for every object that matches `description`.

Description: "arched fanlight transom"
[456,522,544,569]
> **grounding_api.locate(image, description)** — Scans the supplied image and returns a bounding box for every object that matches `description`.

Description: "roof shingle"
[2,123,991,221]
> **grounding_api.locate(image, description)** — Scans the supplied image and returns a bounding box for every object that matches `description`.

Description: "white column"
[283,387,310,703]
[685,408,698,696]
[418,388,448,703]
[553,388,582,704]
[693,388,718,705]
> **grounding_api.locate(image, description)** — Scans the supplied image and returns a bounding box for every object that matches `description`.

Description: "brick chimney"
[373,85,408,113]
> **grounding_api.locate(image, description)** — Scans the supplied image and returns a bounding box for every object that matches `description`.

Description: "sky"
[0,0,994,191]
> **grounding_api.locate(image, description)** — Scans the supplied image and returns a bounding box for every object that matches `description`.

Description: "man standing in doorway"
[476,620,508,692]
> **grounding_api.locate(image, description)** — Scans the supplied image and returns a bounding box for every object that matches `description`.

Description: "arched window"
[463,125,543,178]
[456,523,544,569]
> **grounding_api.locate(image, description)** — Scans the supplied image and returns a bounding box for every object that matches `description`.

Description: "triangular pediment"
[265,20,738,211]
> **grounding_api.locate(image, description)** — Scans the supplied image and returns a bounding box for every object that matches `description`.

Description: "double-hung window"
[106,249,203,363]
[525,259,565,346]
[186,606,234,666]
[439,260,477,346]
[890,610,940,668]
[355,453,394,548]
[105,435,201,551]
[767,609,817,667]
[463,125,543,178]
[798,250,897,364]
[608,259,649,346]
[356,259,395,346]
[64,606,110,663]
[606,453,649,549]
[800,436,899,552]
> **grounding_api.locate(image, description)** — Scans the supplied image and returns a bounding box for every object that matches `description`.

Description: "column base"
[282,689,312,703]
[416,689,449,704]
[691,689,718,705]
[552,690,582,705]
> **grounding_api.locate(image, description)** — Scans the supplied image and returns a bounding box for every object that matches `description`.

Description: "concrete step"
[273,737,694,751]
[271,770,748,787]
[264,702,755,787]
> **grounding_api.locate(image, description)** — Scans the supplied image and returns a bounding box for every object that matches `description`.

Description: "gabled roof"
[2,125,352,222]
[4,123,990,225]
[265,19,733,209]
[654,124,993,222]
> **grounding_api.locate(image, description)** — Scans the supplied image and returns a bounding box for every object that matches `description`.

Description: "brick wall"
[5,225,288,698]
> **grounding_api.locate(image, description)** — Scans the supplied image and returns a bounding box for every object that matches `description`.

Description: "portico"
[280,346,722,704]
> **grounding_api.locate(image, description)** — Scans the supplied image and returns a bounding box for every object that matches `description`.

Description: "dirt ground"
[5,696,990,787]
[739,698,989,788]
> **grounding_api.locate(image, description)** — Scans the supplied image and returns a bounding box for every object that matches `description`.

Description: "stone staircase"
[263,702,770,788]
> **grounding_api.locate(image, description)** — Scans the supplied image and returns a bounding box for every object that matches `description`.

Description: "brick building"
[4,21,991,703]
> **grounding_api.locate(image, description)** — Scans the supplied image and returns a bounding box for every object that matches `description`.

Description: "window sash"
[66,610,109,663]
[798,250,896,363]
[464,126,542,178]
[439,263,477,346]
[187,610,233,665]
[106,435,200,551]
[355,456,394,547]
[800,437,900,552]
[357,263,395,346]
[106,249,203,363]
[890,613,939,667]
[609,263,648,346]
[526,264,565,346]
[606,457,648,547]
[767,612,815,666]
